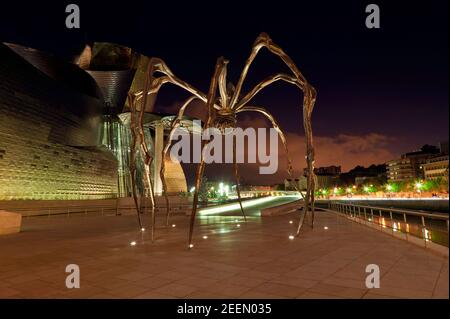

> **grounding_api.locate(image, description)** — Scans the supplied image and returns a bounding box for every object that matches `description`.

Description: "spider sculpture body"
[128,33,316,248]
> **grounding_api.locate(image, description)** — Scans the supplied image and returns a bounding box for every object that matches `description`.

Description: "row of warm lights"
[190,182,231,197]
[320,180,428,196]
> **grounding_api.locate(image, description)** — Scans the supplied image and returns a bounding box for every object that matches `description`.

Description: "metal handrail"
[328,201,449,247]
[329,202,448,220]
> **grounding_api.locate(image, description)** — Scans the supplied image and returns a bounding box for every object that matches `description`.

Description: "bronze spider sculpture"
[127,33,317,248]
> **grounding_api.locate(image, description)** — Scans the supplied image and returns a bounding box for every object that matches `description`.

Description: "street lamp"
[415,181,423,195]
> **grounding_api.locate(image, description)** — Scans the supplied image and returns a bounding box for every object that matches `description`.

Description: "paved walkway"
[0,210,448,298]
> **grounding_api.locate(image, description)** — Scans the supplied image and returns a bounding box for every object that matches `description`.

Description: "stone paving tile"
[201,283,251,297]
[0,210,447,299]
[363,286,433,299]
[153,283,200,298]
[297,291,343,299]
[0,286,20,298]
[268,275,318,289]
[307,282,367,299]
[105,283,151,298]
[249,282,306,298]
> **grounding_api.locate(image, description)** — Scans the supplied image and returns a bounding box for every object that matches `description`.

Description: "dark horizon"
[1,0,448,186]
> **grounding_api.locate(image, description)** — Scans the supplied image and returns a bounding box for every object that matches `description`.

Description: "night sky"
[1,1,448,185]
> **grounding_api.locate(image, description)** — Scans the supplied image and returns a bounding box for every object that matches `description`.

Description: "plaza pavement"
[0,209,448,299]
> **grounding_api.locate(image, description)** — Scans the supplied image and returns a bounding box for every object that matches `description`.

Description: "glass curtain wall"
[101,114,155,198]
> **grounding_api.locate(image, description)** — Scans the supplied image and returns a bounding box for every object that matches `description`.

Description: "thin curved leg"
[141,154,156,242]
[127,94,143,229]
[233,135,246,222]
[160,96,200,227]
[188,156,207,248]
[188,57,225,249]
[159,156,170,227]
[229,33,317,236]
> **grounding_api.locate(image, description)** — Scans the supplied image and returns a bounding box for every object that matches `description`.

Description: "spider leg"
[127,93,143,230]
[237,106,309,232]
[136,58,213,242]
[232,134,247,222]
[234,73,300,111]
[231,33,310,108]
[188,57,227,249]
[141,153,156,242]
[231,33,317,235]
[160,96,201,227]
[136,58,221,110]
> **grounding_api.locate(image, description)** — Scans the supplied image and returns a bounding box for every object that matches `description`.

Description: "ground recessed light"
[172,224,176,228]
[203,235,208,239]
[189,244,194,248]
[130,241,137,246]
[289,235,295,240]
[323,226,328,230]
[141,228,145,232]
[289,220,293,224]
[237,224,241,227]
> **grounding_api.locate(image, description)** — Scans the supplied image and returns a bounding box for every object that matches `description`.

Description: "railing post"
[421,216,427,247]
[379,209,382,228]
[364,207,367,220]
[390,210,394,234]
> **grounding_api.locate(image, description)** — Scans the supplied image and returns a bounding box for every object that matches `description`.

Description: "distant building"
[304,165,341,176]
[315,175,339,189]
[339,164,386,186]
[439,141,449,155]
[284,176,308,191]
[386,158,415,182]
[386,145,440,182]
[423,155,449,180]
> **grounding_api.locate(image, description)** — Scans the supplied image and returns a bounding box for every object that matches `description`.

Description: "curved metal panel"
[87,70,136,113]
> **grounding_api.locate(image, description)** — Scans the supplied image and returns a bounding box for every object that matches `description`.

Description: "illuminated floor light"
[171,224,176,228]
[140,228,145,232]
[203,235,208,239]
[289,235,295,240]
[323,226,328,230]
[189,244,194,248]
[237,224,241,228]
[289,220,293,224]
[130,241,137,246]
